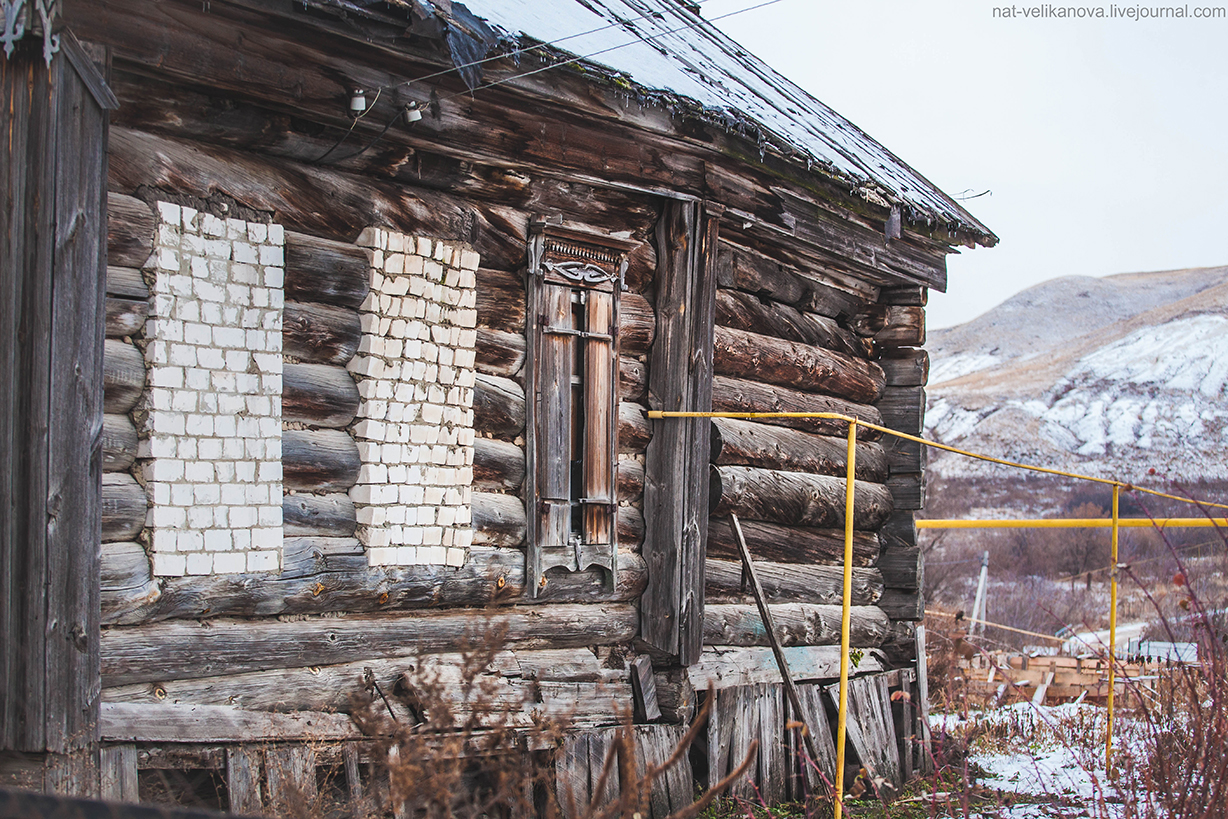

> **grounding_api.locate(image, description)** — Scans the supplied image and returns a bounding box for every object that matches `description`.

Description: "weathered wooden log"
[471,265,655,355]
[618,505,645,550]
[687,645,883,690]
[106,265,149,300]
[713,326,884,403]
[476,267,526,332]
[716,243,865,318]
[618,402,651,453]
[877,547,922,591]
[106,296,149,338]
[886,474,925,511]
[619,356,647,402]
[472,491,527,548]
[284,231,372,310]
[848,305,888,337]
[879,511,917,551]
[475,327,526,377]
[473,373,526,438]
[877,590,924,621]
[282,300,361,365]
[282,428,361,493]
[884,435,926,473]
[704,559,884,606]
[879,286,927,307]
[102,473,147,543]
[710,465,893,530]
[283,493,357,538]
[877,386,925,435]
[102,652,632,729]
[617,459,644,502]
[703,603,891,648]
[714,289,867,358]
[107,192,156,268]
[472,437,525,492]
[100,703,358,743]
[711,375,882,440]
[101,603,640,685]
[619,292,655,357]
[103,338,145,415]
[875,306,925,347]
[623,240,657,294]
[705,518,880,567]
[102,413,139,473]
[710,417,887,482]
[102,542,152,595]
[281,537,363,577]
[877,348,928,386]
[103,540,646,626]
[282,362,360,428]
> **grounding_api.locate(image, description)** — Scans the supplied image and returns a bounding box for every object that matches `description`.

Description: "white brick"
[186,553,215,575]
[153,553,187,577]
[248,550,280,572]
[214,552,247,574]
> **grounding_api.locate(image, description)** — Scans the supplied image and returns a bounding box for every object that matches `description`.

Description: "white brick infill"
[349,228,479,568]
[142,202,284,577]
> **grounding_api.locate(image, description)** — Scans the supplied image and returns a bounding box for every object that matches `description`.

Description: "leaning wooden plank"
[713,326,885,404]
[705,559,883,606]
[101,413,138,472]
[688,646,883,690]
[706,518,880,567]
[102,603,640,684]
[102,473,146,543]
[107,192,156,268]
[710,465,893,530]
[103,338,145,415]
[102,546,647,625]
[283,300,362,365]
[284,231,371,310]
[283,428,361,493]
[825,675,901,790]
[283,493,357,538]
[100,702,359,742]
[793,683,838,794]
[283,362,361,428]
[712,375,882,440]
[703,604,890,648]
[711,416,887,482]
[473,373,525,438]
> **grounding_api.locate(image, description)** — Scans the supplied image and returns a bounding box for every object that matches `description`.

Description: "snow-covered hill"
[925,266,1228,482]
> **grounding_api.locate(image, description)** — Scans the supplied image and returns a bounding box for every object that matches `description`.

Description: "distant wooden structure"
[959,654,1176,707]
[2,0,993,812]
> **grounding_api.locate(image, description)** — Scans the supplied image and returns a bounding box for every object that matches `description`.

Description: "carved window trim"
[524,219,635,597]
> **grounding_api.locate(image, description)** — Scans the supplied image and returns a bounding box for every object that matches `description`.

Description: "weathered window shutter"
[525,219,635,597]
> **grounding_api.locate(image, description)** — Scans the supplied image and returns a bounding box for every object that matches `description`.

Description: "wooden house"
[1,0,995,811]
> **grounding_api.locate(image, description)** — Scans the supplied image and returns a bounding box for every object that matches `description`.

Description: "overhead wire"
[318,0,787,164]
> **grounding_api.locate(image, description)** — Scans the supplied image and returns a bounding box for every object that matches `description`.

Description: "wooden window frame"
[525,219,635,597]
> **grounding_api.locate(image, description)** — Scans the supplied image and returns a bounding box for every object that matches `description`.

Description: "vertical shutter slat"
[583,291,616,545]
[537,284,573,553]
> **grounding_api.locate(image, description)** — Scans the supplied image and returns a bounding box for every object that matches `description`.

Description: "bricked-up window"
[525,220,635,596]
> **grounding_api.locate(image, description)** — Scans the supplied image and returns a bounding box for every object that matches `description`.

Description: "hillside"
[925,265,1228,483]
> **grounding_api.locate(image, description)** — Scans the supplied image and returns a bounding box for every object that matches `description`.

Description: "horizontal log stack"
[79,34,938,804]
[704,239,901,657]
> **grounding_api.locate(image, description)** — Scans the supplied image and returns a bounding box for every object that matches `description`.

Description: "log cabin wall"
[41,0,988,807]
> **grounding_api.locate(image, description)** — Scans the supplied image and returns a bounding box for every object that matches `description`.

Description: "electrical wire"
[315,0,786,164]
[313,87,382,163]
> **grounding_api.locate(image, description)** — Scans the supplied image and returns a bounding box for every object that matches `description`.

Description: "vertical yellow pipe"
[834,420,857,819]
[1106,483,1120,772]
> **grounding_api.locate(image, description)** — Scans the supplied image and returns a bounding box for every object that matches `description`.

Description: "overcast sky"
[705,0,1228,328]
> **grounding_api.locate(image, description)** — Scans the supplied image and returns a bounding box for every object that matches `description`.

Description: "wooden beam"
[641,202,718,664]
[705,559,884,607]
